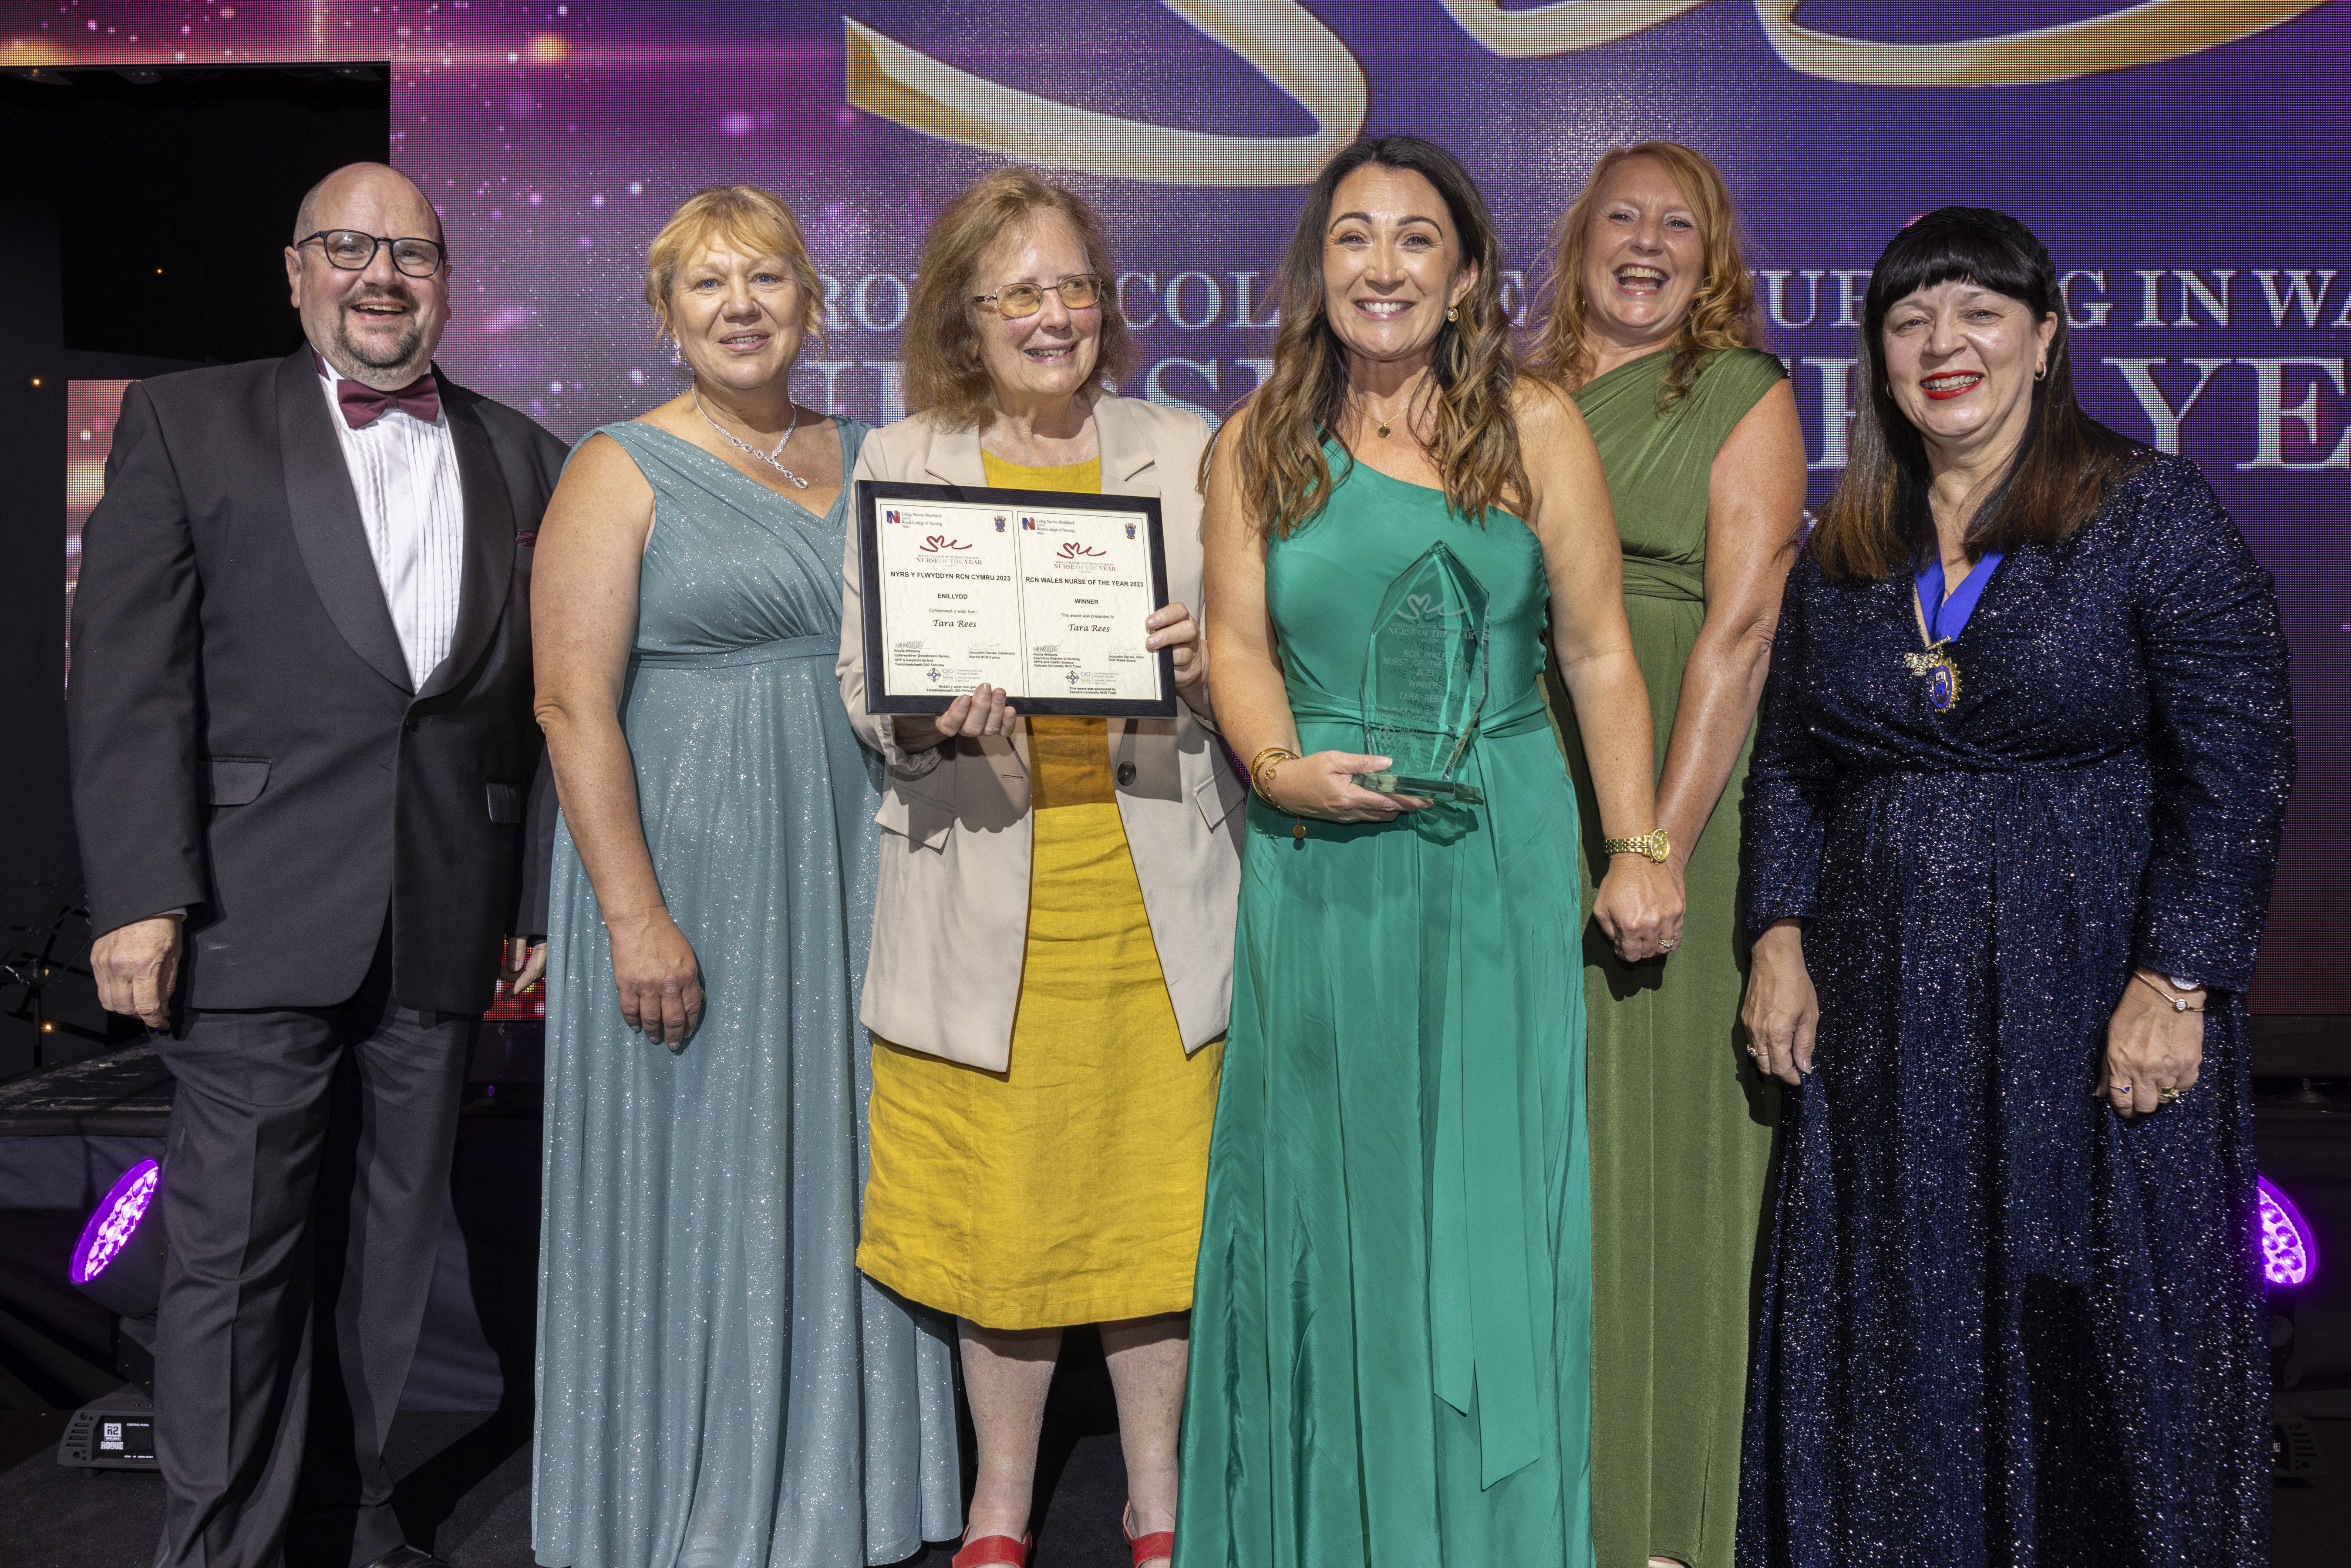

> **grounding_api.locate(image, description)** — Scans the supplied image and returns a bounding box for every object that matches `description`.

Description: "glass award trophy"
[1353,543,1490,804]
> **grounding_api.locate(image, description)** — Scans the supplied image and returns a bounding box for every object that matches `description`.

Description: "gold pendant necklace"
[1376,422,1390,439]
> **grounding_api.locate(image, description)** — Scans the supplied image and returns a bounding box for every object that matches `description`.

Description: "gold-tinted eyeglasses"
[972,274,1103,319]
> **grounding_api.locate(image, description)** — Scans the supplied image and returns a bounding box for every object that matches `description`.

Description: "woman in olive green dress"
[1526,142,1807,1568]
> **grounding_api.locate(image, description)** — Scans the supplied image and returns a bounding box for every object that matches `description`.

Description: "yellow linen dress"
[856,452,1224,1330]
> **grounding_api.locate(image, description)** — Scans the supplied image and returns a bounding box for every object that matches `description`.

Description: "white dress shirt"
[316,362,466,690]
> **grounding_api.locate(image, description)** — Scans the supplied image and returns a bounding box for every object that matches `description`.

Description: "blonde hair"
[1526,142,1762,408]
[900,167,1138,428]
[1230,136,1531,539]
[643,184,825,350]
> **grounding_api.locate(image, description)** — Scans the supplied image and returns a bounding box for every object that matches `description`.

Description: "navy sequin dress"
[1737,453,2294,1568]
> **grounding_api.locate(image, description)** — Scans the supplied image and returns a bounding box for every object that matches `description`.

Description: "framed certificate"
[856,479,1178,718]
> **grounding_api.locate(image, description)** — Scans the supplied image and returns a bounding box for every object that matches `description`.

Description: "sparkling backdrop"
[15,0,2348,1009]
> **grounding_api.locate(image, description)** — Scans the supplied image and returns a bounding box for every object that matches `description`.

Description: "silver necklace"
[695,390,808,489]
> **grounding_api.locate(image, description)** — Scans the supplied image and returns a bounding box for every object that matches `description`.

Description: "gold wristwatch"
[1603,829,1671,863]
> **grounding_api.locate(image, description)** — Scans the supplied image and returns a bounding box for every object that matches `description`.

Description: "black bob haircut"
[1810,205,2140,581]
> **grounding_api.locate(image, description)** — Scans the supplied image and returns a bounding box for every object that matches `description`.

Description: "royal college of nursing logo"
[994,514,1008,532]
[1124,522,1137,540]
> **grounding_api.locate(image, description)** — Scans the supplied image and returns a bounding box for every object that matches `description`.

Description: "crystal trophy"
[1353,543,1489,805]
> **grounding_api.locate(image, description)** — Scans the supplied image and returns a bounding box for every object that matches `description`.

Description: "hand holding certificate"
[857,479,1180,718]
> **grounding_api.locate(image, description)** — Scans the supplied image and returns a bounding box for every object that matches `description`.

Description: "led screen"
[20,0,2348,1010]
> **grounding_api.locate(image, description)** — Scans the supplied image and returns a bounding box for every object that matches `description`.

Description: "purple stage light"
[2258,1174,2318,1289]
[71,1160,159,1285]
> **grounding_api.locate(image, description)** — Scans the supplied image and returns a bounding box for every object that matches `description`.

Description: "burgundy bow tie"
[336,372,441,430]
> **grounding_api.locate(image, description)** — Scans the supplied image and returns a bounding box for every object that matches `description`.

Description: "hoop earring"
[2034,363,2047,381]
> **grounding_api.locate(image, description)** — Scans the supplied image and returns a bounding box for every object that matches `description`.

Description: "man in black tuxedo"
[70,162,563,1568]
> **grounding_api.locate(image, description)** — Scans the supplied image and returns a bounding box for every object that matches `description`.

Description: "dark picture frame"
[856,479,1177,719]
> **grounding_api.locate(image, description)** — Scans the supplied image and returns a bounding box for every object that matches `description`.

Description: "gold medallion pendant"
[1903,641,1960,712]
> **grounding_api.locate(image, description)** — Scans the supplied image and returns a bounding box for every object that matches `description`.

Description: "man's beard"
[333,289,428,374]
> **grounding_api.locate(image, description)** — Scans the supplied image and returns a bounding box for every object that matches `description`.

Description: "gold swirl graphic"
[843,1,1367,186]
[1440,0,1711,58]
[1753,0,2331,87]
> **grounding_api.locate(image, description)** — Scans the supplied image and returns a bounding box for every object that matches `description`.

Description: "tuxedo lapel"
[419,382,515,700]
[275,350,410,693]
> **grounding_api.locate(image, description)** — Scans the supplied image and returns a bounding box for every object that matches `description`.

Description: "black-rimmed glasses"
[296,229,447,278]
[972,274,1102,319]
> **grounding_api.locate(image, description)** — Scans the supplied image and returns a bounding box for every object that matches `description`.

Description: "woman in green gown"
[1177,135,1681,1568]
[1526,143,1807,1568]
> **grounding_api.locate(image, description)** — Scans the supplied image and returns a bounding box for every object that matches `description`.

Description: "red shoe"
[1123,1509,1174,1568]
[950,1533,1031,1568]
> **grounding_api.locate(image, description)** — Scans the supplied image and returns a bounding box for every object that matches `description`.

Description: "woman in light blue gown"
[531,185,961,1568]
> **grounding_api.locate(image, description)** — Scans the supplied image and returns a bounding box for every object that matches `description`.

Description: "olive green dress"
[1553,346,1785,1568]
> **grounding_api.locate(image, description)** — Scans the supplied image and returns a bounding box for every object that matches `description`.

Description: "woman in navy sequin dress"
[1735,209,2294,1567]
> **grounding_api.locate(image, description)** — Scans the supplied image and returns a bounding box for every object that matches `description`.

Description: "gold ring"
[2161,1085,2187,1101]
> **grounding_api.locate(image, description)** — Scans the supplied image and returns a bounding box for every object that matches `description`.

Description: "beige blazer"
[836,394,1246,1071]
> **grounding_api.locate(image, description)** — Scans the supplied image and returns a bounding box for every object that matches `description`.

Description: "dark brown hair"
[1526,141,1764,407]
[900,167,1138,428]
[1811,205,2140,581]
[1226,135,1529,537]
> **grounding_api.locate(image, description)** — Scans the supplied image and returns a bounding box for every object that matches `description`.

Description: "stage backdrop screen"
[18,1,2348,1012]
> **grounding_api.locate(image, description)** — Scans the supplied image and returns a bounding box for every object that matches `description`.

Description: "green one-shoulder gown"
[1176,449,1593,1568]
[1555,346,1786,1568]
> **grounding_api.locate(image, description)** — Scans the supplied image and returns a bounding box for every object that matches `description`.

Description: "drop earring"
[1446,305,1458,323]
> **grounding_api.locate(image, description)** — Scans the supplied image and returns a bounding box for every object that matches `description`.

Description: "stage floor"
[1,1409,2343,1567]
[0,1325,1145,1568]
[0,1411,1134,1567]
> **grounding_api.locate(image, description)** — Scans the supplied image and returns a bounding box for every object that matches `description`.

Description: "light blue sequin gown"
[534,420,961,1568]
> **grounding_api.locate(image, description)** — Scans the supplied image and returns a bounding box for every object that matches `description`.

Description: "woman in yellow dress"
[834,168,1242,1568]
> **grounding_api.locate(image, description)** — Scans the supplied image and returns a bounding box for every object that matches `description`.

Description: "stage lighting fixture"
[70,1158,165,1317]
[2258,1174,2318,1289]
[57,1384,159,1473]
[59,1160,166,1474]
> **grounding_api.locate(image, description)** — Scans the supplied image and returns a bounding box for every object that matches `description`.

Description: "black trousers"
[152,929,471,1568]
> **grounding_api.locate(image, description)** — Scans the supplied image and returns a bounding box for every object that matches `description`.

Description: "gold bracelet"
[1249,747,1301,802]
[2132,969,2205,1013]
